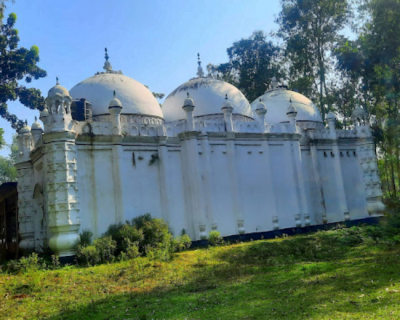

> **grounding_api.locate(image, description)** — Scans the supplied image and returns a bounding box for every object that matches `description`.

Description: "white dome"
[48,84,70,98]
[163,78,253,123]
[251,88,322,124]
[69,73,163,118]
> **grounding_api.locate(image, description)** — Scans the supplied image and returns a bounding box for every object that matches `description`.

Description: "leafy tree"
[276,0,352,120]
[0,3,46,129]
[0,134,17,183]
[207,31,283,102]
[335,0,400,198]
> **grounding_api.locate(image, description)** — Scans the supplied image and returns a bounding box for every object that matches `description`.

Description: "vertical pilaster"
[308,129,327,224]
[16,162,35,252]
[261,136,278,229]
[199,134,216,231]
[357,136,385,215]
[180,132,207,240]
[226,133,245,234]
[111,137,124,223]
[158,136,172,233]
[287,136,310,227]
[44,134,80,257]
[327,113,349,220]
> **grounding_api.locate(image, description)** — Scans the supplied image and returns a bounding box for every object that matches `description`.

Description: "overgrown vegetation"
[2,216,400,319]
[76,214,190,266]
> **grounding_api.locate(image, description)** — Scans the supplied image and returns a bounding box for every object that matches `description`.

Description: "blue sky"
[2,0,281,155]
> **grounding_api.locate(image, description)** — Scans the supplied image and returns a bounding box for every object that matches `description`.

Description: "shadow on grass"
[44,233,400,320]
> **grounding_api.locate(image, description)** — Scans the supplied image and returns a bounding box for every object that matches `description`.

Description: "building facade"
[15,54,385,258]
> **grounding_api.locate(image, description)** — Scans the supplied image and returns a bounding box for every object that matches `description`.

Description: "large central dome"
[163,77,253,123]
[69,73,163,118]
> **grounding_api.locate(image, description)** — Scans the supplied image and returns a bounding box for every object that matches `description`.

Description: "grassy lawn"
[1,225,400,320]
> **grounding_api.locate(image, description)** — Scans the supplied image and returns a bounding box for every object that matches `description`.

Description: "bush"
[140,218,172,254]
[104,223,125,253]
[75,214,174,266]
[208,231,223,246]
[126,241,140,259]
[173,234,192,252]
[94,236,116,263]
[3,253,45,274]
[131,213,152,230]
[120,224,144,250]
[76,245,100,266]
[79,229,93,247]
[104,223,144,254]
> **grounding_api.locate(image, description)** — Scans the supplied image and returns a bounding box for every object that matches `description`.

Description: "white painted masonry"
[15,56,385,257]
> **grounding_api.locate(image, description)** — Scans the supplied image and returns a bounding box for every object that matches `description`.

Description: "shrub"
[19,253,45,272]
[94,236,116,263]
[104,223,125,253]
[173,234,192,252]
[76,245,100,266]
[140,218,172,254]
[4,253,46,274]
[208,231,223,246]
[126,241,140,259]
[120,224,144,251]
[79,229,93,247]
[131,213,152,230]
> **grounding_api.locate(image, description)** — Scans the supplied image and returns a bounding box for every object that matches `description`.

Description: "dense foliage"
[76,214,192,266]
[207,31,282,102]
[0,3,46,130]
[0,135,18,183]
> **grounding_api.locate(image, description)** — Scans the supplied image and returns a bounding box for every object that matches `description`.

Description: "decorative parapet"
[337,129,358,139]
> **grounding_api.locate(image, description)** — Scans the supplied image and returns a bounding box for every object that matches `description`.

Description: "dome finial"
[105,48,109,61]
[56,77,59,85]
[225,94,228,100]
[113,90,116,98]
[35,116,37,122]
[187,92,190,98]
[103,48,112,72]
[196,53,204,78]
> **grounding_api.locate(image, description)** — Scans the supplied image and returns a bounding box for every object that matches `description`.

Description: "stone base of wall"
[191,216,383,247]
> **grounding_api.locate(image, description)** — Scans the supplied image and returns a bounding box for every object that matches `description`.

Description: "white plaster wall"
[160,149,187,236]
[300,149,325,225]
[317,149,345,222]
[119,148,163,223]
[269,143,298,229]
[340,149,368,219]
[236,144,271,233]
[72,135,372,243]
[208,144,237,236]
[77,148,117,238]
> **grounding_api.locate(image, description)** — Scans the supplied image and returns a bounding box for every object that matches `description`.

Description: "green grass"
[2,225,400,320]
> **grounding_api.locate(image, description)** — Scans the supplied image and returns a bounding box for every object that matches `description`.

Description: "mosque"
[14,51,385,258]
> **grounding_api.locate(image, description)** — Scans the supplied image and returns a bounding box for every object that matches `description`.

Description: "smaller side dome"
[40,105,49,119]
[326,111,336,120]
[109,91,122,108]
[352,105,367,118]
[31,116,42,130]
[255,99,266,111]
[286,100,297,117]
[48,77,70,98]
[222,94,233,110]
[19,121,31,134]
[183,92,195,109]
